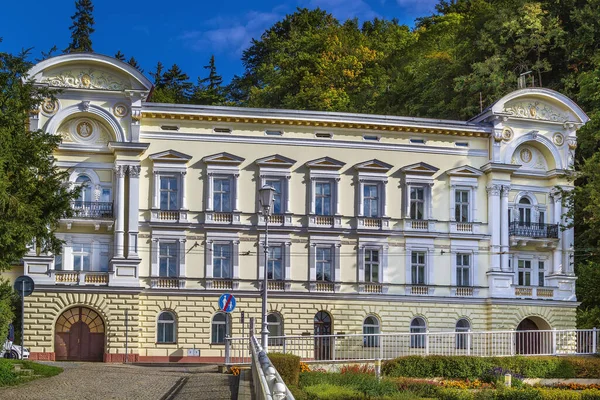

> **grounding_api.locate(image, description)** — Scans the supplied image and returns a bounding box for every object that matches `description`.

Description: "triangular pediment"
[149,150,192,163]
[202,152,245,165]
[305,157,345,170]
[446,165,483,177]
[255,154,296,168]
[400,162,439,175]
[354,159,393,172]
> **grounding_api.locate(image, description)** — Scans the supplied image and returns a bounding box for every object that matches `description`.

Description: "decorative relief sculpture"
[502,127,513,141]
[76,121,93,138]
[553,133,564,146]
[511,145,547,170]
[113,103,129,118]
[503,100,570,123]
[41,69,131,91]
[41,98,59,115]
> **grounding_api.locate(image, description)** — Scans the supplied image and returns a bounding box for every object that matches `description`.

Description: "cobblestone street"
[0,363,237,400]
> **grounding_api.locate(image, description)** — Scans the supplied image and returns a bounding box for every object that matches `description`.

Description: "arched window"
[267,313,283,347]
[410,317,427,349]
[518,197,532,225]
[455,319,470,350]
[75,175,93,203]
[211,312,229,344]
[157,311,176,344]
[363,316,380,347]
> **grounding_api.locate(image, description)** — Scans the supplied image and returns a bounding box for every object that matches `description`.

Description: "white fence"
[226,328,598,365]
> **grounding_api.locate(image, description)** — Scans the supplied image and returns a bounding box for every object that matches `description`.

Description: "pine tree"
[127,57,144,73]
[64,0,95,53]
[149,61,164,86]
[114,50,126,61]
[191,55,225,105]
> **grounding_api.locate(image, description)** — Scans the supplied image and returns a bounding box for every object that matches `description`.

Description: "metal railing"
[509,221,559,239]
[70,201,114,219]
[226,328,598,365]
[250,332,295,400]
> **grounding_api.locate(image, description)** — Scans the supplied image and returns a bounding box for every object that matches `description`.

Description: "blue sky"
[0,0,438,84]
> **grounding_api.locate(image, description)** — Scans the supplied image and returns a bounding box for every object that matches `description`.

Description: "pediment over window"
[354,159,393,173]
[400,162,439,176]
[305,157,345,170]
[149,150,192,164]
[202,152,245,165]
[445,165,483,177]
[255,154,296,168]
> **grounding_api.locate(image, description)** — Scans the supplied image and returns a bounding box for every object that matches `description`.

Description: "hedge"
[268,353,301,386]
[437,388,600,400]
[382,356,600,379]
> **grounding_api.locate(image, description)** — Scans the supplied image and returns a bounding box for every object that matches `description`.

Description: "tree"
[127,57,143,73]
[64,0,95,53]
[114,50,126,61]
[0,49,79,272]
[150,64,192,103]
[191,55,225,105]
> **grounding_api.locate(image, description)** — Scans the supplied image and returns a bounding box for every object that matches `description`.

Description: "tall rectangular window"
[456,253,471,287]
[160,177,178,210]
[518,260,532,286]
[213,178,232,212]
[267,245,283,280]
[315,181,332,216]
[411,252,426,285]
[363,184,379,217]
[72,243,91,271]
[364,249,380,283]
[316,247,332,282]
[213,244,232,278]
[455,190,470,222]
[538,261,545,287]
[410,187,425,220]
[539,211,545,225]
[159,242,178,277]
[265,178,283,214]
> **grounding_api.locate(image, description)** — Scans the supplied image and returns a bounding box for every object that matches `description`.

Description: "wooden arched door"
[55,307,105,361]
[314,311,332,360]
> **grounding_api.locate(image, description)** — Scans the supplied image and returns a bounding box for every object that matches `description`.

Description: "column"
[382,181,388,217]
[500,185,510,272]
[127,165,141,258]
[114,164,126,258]
[562,201,573,274]
[552,192,563,274]
[310,178,316,214]
[427,183,434,219]
[335,178,341,215]
[487,184,501,271]
[285,175,291,213]
[180,171,187,210]
[207,173,214,211]
[152,171,159,209]
[359,180,365,216]
[233,173,240,211]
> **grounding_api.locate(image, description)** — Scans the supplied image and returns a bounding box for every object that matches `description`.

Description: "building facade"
[12,54,588,362]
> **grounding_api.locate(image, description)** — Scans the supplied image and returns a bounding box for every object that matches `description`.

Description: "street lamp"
[258,184,276,351]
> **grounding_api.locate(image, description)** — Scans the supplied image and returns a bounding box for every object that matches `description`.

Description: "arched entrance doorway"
[515,317,551,355]
[55,307,105,361]
[314,311,332,360]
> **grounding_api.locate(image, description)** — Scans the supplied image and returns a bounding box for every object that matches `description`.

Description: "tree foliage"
[191,55,225,105]
[64,0,95,53]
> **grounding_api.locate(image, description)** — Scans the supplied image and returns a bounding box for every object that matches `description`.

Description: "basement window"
[315,132,333,139]
[265,130,283,136]
[410,138,426,144]
[161,125,179,131]
[455,142,469,148]
[213,127,232,134]
[363,135,380,141]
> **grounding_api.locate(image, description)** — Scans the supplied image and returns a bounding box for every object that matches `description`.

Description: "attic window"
[265,130,283,136]
[410,138,426,144]
[315,132,333,139]
[363,135,380,141]
[455,142,469,148]
[161,125,179,131]
[214,127,232,134]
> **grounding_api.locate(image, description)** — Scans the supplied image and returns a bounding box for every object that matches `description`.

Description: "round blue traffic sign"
[218,293,236,313]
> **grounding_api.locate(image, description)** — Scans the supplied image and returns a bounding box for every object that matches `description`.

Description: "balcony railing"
[509,221,559,239]
[70,202,113,219]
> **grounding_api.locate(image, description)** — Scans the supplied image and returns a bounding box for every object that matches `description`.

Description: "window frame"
[211,312,230,345]
[58,235,112,273]
[151,235,186,278]
[454,189,470,223]
[410,317,427,349]
[363,316,380,348]
[213,176,233,213]
[456,253,471,287]
[159,241,179,278]
[455,319,470,350]
[315,246,333,282]
[267,313,283,346]
[213,243,233,279]
[364,248,380,283]
[157,311,176,344]
[205,234,240,287]
[309,238,341,290]
[409,186,425,220]
[411,251,427,285]
[159,175,180,211]
[518,259,532,286]
[314,180,333,216]
[362,182,381,218]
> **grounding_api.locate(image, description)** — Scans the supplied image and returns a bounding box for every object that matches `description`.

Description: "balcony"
[205,211,241,225]
[404,219,436,233]
[70,201,114,219]
[356,217,391,230]
[509,222,559,239]
[514,286,555,299]
[150,209,188,223]
[406,285,433,295]
[151,277,185,289]
[53,270,109,286]
[308,214,342,229]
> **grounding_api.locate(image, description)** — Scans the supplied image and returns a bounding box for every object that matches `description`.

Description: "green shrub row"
[382,356,600,379]
[437,388,600,400]
[300,371,398,398]
[268,352,301,386]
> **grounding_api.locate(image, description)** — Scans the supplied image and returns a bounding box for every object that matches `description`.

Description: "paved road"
[0,362,237,400]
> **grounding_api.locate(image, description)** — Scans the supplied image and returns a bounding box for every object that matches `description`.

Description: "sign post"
[13,276,34,360]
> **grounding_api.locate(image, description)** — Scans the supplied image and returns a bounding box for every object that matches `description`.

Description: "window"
[538,261,545,287]
[267,313,283,346]
[265,130,283,136]
[160,125,179,131]
[410,317,427,348]
[265,178,283,215]
[160,177,179,210]
[363,316,380,347]
[315,132,333,139]
[411,252,426,285]
[316,247,332,282]
[455,190,470,222]
[213,244,232,279]
[456,254,471,287]
[410,138,425,144]
[159,242,178,277]
[539,211,545,225]
[363,184,380,217]
[211,313,229,344]
[518,198,532,224]
[455,142,469,148]
[213,177,232,212]
[363,135,380,141]
[455,319,470,350]
[315,181,332,216]
[214,127,232,134]
[75,175,92,204]
[267,245,283,280]
[410,187,425,220]
[157,311,176,343]
[364,249,380,283]
[518,260,532,286]
[72,243,91,271]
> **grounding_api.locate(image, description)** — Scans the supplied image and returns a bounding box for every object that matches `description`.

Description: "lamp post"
[258,185,276,352]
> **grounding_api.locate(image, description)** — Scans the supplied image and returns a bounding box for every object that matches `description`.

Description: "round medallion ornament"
[520,148,533,163]
[502,127,513,141]
[41,98,59,115]
[76,121,93,138]
[81,74,92,88]
[553,133,564,146]
[113,103,129,118]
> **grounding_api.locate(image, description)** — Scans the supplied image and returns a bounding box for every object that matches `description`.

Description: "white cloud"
[306,0,379,21]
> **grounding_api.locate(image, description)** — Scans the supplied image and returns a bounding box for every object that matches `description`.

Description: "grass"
[0,359,63,386]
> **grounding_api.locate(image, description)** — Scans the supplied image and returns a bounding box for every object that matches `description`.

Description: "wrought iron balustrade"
[509,221,559,239]
[70,202,114,219]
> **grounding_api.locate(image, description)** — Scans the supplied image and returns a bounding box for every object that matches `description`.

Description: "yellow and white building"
[11,54,588,362]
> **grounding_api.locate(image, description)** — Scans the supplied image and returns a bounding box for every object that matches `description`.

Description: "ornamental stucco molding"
[503,100,570,123]
[41,69,132,91]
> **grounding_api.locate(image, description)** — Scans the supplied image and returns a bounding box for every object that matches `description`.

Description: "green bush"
[299,371,398,398]
[268,353,300,386]
[0,359,63,387]
[0,359,19,386]
[303,383,363,400]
